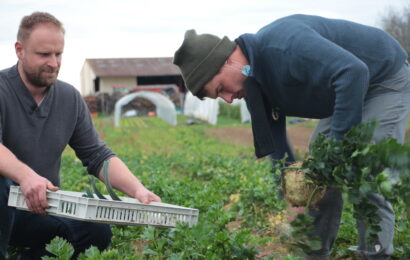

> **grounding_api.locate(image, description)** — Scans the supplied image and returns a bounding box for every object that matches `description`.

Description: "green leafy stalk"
[83,187,94,198]
[282,213,322,255]
[299,120,410,249]
[305,185,322,212]
[91,176,107,200]
[103,160,121,201]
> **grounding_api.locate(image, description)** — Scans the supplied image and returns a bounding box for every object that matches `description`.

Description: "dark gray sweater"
[0,65,114,185]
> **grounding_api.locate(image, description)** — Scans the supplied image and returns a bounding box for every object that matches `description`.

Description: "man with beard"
[0,12,161,259]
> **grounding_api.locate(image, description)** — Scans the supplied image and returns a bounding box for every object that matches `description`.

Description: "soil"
[206,125,314,154]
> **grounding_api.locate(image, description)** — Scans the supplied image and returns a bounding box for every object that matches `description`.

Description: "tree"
[380,5,410,60]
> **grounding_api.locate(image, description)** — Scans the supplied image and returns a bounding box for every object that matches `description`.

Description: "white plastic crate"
[8,186,198,228]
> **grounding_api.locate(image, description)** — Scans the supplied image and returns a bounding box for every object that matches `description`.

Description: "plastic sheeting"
[183,92,219,124]
[114,91,177,127]
[183,92,250,125]
[238,99,251,123]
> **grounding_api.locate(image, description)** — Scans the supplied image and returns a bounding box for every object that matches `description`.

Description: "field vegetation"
[14,107,410,259]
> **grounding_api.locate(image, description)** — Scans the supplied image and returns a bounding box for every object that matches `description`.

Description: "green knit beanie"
[173,29,236,97]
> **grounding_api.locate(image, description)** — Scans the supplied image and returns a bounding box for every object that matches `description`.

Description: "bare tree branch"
[380,5,410,60]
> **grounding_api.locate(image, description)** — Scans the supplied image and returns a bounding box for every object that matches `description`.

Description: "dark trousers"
[0,176,14,260]
[0,177,113,260]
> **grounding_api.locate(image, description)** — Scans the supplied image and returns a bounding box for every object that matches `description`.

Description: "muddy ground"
[206,125,314,154]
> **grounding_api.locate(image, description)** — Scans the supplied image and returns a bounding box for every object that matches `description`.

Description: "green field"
[16,114,409,259]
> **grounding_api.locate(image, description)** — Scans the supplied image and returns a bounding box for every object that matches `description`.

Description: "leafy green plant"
[277,121,410,254]
[32,116,409,259]
[280,213,321,255]
[42,237,133,260]
[140,205,259,259]
[42,237,74,260]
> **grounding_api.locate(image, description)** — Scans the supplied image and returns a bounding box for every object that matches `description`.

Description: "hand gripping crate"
[8,186,198,228]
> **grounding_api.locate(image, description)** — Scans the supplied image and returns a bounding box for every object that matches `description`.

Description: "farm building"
[80,57,184,96]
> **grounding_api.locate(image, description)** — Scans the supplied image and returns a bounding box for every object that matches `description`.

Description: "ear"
[15,41,24,60]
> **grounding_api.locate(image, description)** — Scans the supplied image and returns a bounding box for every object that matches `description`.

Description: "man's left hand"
[134,185,161,204]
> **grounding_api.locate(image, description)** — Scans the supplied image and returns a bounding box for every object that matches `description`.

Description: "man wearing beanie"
[173,14,410,260]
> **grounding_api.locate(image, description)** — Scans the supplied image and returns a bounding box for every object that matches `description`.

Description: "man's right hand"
[0,143,59,215]
[19,173,59,215]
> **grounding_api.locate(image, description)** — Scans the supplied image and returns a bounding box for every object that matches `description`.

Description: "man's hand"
[134,185,161,204]
[0,143,58,215]
[19,173,59,215]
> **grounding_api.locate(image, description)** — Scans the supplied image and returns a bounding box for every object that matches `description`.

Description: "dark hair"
[17,12,65,42]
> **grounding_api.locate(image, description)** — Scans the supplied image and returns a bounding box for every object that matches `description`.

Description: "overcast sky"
[0,0,408,92]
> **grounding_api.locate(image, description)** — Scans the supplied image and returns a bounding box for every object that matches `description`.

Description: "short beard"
[23,66,59,88]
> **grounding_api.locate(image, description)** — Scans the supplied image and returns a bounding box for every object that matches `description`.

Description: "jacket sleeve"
[268,114,295,163]
[69,92,115,176]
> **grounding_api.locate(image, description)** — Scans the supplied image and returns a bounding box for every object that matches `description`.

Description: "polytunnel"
[114,91,177,127]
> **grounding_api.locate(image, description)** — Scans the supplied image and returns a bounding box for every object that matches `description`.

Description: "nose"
[220,93,234,104]
[47,55,60,68]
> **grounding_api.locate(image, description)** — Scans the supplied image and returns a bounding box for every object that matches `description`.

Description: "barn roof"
[85,57,181,77]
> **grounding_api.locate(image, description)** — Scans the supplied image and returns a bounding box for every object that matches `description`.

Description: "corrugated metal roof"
[86,57,181,77]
